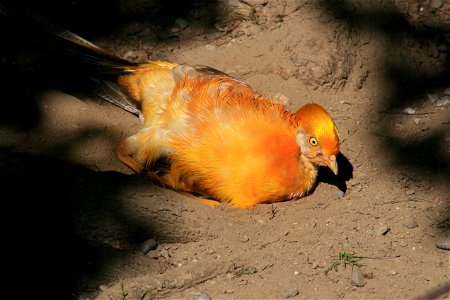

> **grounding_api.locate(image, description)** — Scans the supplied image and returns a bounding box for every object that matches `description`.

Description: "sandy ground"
[0,0,449,299]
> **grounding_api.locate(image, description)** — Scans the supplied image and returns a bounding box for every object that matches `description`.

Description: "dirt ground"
[0,0,449,299]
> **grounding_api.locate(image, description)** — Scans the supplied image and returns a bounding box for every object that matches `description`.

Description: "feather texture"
[2,3,341,207]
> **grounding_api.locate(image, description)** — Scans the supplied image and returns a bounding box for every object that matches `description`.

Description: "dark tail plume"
[0,1,142,115]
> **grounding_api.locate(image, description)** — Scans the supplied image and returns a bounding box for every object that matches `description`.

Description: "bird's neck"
[299,154,318,193]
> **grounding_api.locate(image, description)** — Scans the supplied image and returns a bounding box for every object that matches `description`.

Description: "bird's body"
[1,4,341,208]
[114,61,339,208]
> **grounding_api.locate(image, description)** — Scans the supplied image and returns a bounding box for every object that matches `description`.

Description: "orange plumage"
[2,5,341,208]
[116,65,340,208]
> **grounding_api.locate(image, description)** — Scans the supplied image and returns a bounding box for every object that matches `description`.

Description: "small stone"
[350,269,367,287]
[413,118,421,125]
[283,288,299,298]
[377,225,390,236]
[436,238,450,250]
[438,44,448,52]
[174,18,189,30]
[399,241,408,247]
[403,107,416,114]
[293,271,300,275]
[196,293,212,300]
[436,97,450,107]
[404,219,418,229]
[389,270,398,275]
[140,239,158,254]
[312,263,319,269]
[334,190,345,198]
[98,285,108,291]
[430,0,443,9]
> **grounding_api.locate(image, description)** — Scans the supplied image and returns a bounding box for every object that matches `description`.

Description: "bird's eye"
[309,137,318,146]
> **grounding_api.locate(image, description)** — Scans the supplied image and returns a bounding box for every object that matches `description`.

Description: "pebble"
[430,0,443,9]
[140,239,158,254]
[293,271,300,275]
[377,225,390,236]
[436,97,450,107]
[334,190,345,198]
[403,107,416,115]
[283,288,299,298]
[174,18,189,30]
[350,269,367,287]
[436,238,450,250]
[438,44,448,52]
[404,218,418,229]
[196,293,212,300]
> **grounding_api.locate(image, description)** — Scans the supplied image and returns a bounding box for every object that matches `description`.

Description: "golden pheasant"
[1,4,340,208]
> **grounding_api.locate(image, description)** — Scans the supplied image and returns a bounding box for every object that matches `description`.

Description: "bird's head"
[294,103,340,175]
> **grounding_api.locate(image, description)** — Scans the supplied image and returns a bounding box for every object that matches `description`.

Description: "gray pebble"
[283,288,299,298]
[436,238,450,250]
[430,0,443,9]
[404,219,418,229]
[350,269,366,287]
[196,293,212,300]
[377,225,390,236]
[140,239,158,254]
[174,18,189,30]
[443,87,450,95]
[334,190,345,198]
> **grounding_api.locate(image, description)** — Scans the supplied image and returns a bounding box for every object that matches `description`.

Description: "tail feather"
[0,2,138,75]
[0,1,142,115]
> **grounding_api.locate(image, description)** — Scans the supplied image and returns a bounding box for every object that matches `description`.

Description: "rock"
[283,288,299,298]
[404,219,418,229]
[436,238,450,250]
[334,190,345,198]
[350,269,366,287]
[174,18,189,30]
[403,107,416,114]
[141,239,158,254]
[430,0,443,9]
[196,293,212,300]
[436,97,450,107]
[377,225,390,236]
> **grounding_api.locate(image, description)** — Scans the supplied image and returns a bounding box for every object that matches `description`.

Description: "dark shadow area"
[0,1,226,298]
[0,0,222,38]
[317,0,449,227]
[0,148,163,298]
[317,152,353,194]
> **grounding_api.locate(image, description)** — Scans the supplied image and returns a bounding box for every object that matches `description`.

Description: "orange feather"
[2,5,341,208]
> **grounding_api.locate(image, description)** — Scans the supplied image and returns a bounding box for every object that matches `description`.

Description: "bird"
[1,3,340,208]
